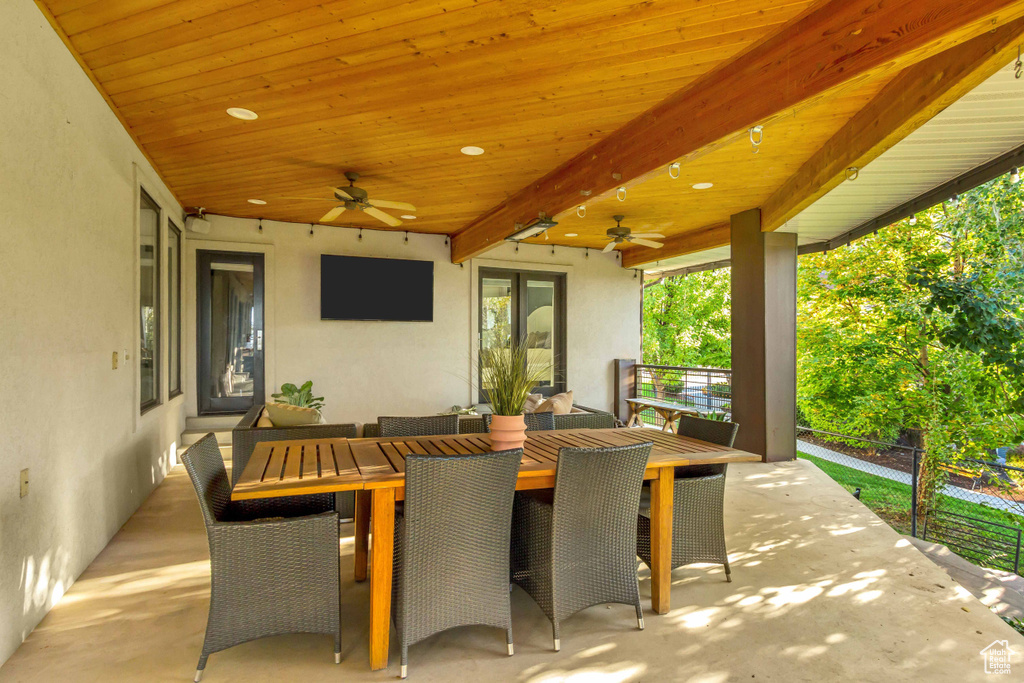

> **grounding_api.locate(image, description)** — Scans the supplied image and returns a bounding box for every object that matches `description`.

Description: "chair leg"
[635,602,645,630]
[194,654,208,682]
[400,646,408,679]
[335,633,342,664]
[724,557,732,583]
[506,627,514,656]
[552,620,560,652]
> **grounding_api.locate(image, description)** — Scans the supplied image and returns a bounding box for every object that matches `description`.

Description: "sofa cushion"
[265,402,323,427]
[534,390,574,415]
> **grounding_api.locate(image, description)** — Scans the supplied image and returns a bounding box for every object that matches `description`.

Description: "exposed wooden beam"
[450,0,1024,263]
[761,18,1024,233]
[621,223,729,269]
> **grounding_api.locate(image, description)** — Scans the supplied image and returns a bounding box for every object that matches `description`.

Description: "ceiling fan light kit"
[317,171,416,227]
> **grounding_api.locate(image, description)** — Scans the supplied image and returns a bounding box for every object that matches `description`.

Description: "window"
[139,190,160,411]
[479,268,566,402]
[168,220,182,398]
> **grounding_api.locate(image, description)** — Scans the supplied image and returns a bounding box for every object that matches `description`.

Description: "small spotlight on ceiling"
[692,182,714,190]
[226,107,258,120]
[1011,167,1020,184]
[400,215,417,220]
[564,233,578,237]
[247,198,267,205]
[460,146,485,156]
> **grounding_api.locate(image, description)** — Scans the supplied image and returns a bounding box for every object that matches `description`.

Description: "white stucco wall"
[187,215,641,425]
[0,0,186,665]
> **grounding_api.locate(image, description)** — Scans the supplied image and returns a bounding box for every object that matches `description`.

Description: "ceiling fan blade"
[602,241,618,253]
[368,199,416,212]
[630,238,664,249]
[320,206,346,222]
[630,233,665,239]
[332,187,354,201]
[364,206,402,227]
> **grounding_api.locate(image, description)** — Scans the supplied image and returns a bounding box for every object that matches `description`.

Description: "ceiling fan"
[298,172,416,227]
[602,215,664,253]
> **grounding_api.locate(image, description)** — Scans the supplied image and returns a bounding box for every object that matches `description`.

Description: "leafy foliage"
[272,380,324,411]
[642,269,731,367]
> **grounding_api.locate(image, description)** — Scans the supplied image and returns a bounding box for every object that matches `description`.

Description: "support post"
[911,449,920,538]
[730,208,797,461]
[614,359,636,424]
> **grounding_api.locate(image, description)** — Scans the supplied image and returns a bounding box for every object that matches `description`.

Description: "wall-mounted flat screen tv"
[321,254,434,322]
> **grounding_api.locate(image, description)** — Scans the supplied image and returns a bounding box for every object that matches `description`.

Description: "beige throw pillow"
[265,402,324,427]
[534,390,574,415]
[256,408,274,428]
[523,393,545,413]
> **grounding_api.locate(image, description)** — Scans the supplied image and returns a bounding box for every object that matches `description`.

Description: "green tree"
[642,268,731,368]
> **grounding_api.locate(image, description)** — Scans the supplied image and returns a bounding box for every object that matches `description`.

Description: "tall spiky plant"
[480,337,553,416]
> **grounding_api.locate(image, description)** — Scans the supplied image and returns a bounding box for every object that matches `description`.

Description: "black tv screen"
[321,254,433,321]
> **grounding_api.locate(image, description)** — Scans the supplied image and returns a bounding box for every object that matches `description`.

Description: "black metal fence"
[796,426,1024,575]
[634,364,731,428]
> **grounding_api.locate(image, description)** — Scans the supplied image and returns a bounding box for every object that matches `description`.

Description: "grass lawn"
[798,452,1024,536]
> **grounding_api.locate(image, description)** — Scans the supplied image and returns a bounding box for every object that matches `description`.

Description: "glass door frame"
[197,250,265,415]
[478,267,567,403]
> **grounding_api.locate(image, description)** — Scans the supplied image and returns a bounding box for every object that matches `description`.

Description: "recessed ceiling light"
[564,233,578,237]
[247,198,267,205]
[226,107,258,120]
[460,146,485,156]
[401,215,417,220]
[692,182,714,190]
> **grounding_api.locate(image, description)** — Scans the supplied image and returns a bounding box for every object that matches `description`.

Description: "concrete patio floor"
[2,456,1019,682]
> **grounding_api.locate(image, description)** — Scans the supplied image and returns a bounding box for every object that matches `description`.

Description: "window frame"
[139,188,162,414]
[477,267,567,403]
[167,219,183,399]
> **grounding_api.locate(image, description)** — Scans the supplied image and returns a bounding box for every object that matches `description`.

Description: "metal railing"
[797,425,1024,576]
[633,364,732,427]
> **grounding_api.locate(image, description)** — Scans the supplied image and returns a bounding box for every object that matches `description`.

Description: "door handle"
[256,330,263,351]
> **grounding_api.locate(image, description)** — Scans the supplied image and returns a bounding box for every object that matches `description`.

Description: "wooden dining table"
[232,427,760,670]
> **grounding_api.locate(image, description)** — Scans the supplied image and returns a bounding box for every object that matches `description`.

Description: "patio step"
[185,414,241,431]
[179,428,233,448]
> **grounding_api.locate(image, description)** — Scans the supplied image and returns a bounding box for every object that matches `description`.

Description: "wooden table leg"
[369,487,395,671]
[353,490,371,582]
[626,403,642,428]
[650,466,674,614]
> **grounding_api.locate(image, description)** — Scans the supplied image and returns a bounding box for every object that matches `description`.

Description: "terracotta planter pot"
[489,413,528,451]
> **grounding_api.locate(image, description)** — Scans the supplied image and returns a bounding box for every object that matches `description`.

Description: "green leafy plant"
[480,337,553,416]
[271,380,324,411]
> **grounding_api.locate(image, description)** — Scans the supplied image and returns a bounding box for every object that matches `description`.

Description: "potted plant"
[271,380,325,411]
[480,338,552,451]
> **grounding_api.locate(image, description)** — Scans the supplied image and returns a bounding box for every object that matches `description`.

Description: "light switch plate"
[20,469,29,498]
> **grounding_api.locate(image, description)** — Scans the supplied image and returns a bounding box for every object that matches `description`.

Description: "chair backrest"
[677,415,739,447]
[551,442,652,581]
[180,433,231,528]
[401,449,522,629]
[482,412,555,432]
[378,414,459,437]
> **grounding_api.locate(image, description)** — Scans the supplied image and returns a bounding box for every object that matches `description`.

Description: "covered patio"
[4,0,1024,680]
[4,458,1009,681]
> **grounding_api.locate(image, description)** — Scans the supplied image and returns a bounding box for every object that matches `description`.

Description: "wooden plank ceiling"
[36,0,1024,265]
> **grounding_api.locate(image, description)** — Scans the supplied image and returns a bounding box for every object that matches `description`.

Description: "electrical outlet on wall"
[20,469,29,498]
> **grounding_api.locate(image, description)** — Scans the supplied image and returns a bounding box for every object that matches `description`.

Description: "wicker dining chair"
[636,414,739,582]
[392,449,523,678]
[481,411,555,432]
[181,434,342,682]
[378,413,459,437]
[511,442,653,651]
